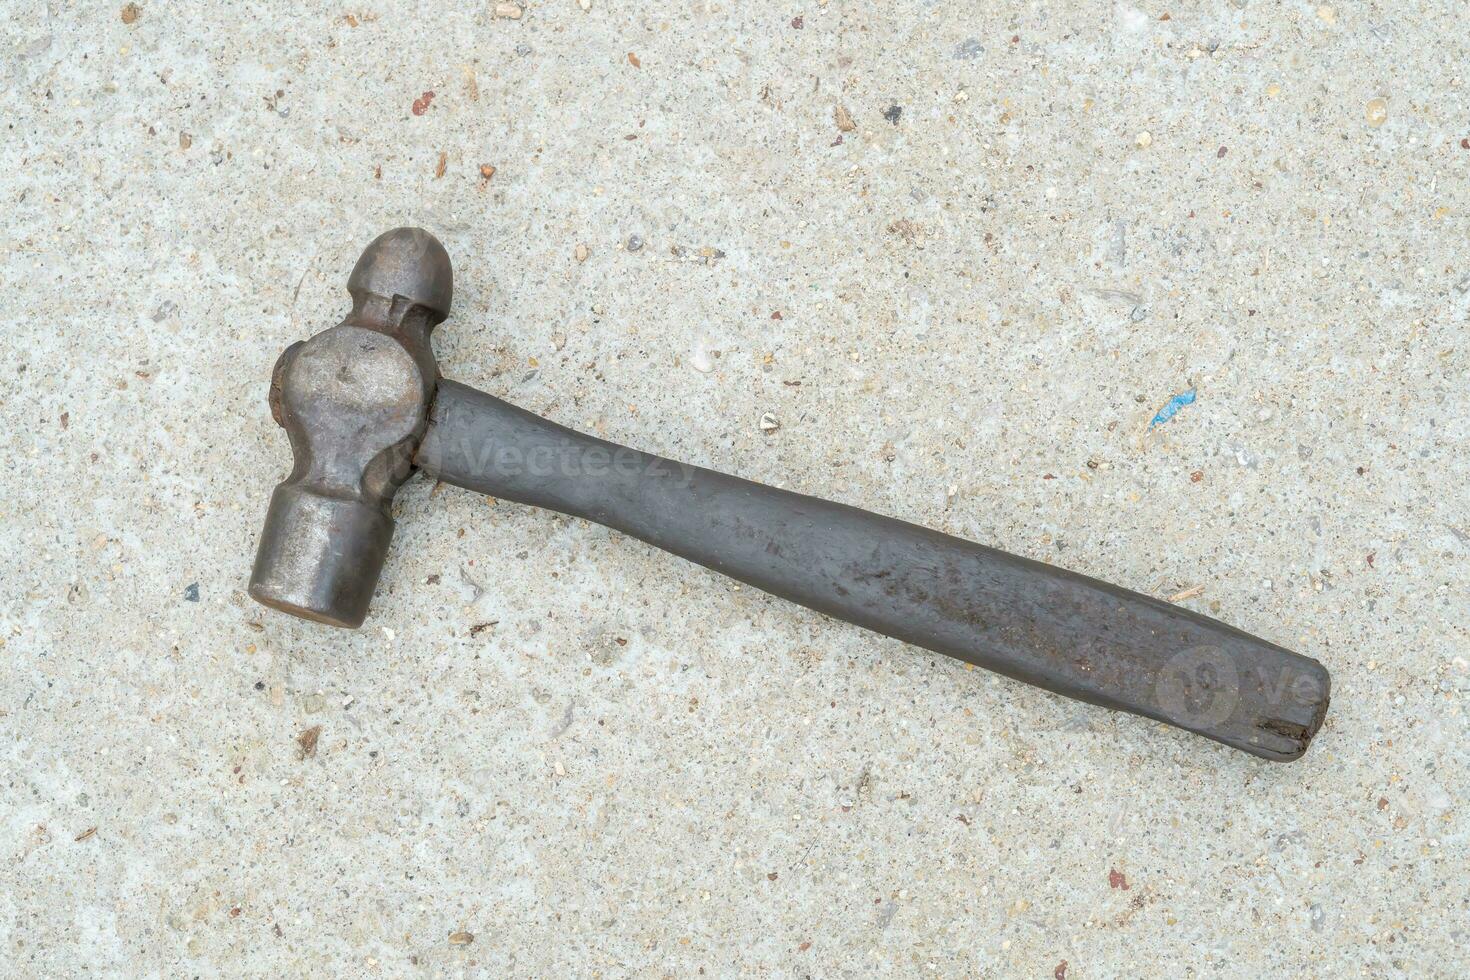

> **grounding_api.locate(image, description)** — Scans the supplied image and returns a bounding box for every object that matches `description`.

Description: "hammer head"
[249,228,452,627]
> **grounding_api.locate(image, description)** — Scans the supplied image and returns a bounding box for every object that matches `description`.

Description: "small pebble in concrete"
[1365,98,1388,127]
[883,105,903,125]
[955,38,983,60]
[494,2,523,19]
[183,583,199,602]
[625,234,643,252]
[295,725,321,760]
[759,413,781,434]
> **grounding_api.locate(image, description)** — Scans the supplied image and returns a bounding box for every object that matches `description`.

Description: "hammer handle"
[417,380,1328,761]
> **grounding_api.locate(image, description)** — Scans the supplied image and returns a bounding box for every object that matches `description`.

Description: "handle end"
[1152,643,1331,762]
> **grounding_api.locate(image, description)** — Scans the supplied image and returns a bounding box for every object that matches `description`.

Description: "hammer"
[250,228,1330,761]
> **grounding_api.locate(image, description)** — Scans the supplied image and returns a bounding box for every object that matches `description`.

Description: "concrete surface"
[3,0,1467,975]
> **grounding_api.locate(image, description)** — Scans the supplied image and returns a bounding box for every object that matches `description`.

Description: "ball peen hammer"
[250,228,1330,761]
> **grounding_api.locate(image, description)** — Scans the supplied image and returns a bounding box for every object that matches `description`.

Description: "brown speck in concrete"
[120,3,141,24]
[1217,145,1228,158]
[791,16,803,29]
[411,90,435,116]
[296,725,322,760]
[435,151,447,179]
[1190,470,1204,482]
[469,621,500,637]
[1055,961,1068,980]
[448,931,475,945]
[627,52,641,68]
[834,104,856,132]
[1108,868,1129,890]
[74,827,96,842]
[888,218,920,243]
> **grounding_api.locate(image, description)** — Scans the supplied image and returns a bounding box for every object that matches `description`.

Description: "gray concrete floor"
[3,1,1467,975]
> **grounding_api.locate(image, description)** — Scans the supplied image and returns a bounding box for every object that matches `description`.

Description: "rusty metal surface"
[249,228,449,627]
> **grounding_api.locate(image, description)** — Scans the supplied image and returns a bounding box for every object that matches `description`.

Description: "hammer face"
[249,483,393,627]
